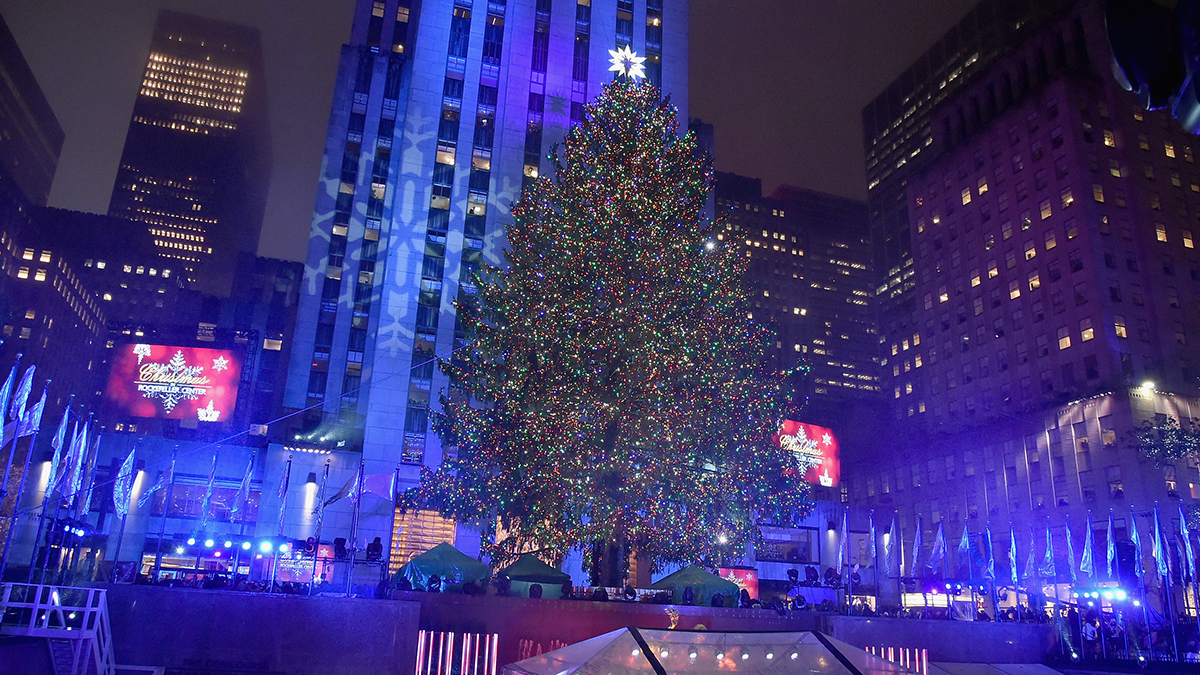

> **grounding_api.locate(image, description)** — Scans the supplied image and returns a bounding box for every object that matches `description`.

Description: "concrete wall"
[104,585,420,675]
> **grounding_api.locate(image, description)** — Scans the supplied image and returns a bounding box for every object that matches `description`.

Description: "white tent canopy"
[503,627,919,675]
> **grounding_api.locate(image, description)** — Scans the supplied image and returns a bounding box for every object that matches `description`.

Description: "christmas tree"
[403,78,812,572]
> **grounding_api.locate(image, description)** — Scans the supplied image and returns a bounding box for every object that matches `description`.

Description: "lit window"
[1028,272,1040,290]
[34,269,46,282]
[978,177,988,194]
[915,355,923,367]
[1184,230,1195,249]
[970,269,981,287]
[1040,199,1052,220]
[1009,280,1021,299]
[1025,242,1037,260]
[962,188,972,205]
[1166,142,1177,158]
[103,293,112,301]
[1115,315,1127,338]
[1060,188,1073,208]
[136,266,144,274]
[97,261,106,269]
[1093,184,1104,202]
[1156,223,1168,242]
[1058,327,1071,350]
[1103,130,1115,147]
[24,309,35,320]
[123,265,132,273]
[162,269,170,278]
[38,251,51,263]
[1080,318,1094,342]
[988,261,999,278]
[149,268,157,276]
[264,338,283,351]
[17,267,28,279]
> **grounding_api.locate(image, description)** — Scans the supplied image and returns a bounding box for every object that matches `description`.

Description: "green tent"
[395,542,491,590]
[498,553,571,598]
[648,565,739,606]
[499,554,571,585]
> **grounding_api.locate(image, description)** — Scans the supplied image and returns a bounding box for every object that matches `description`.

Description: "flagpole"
[0,423,42,578]
[153,449,178,581]
[346,461,365,596]
[1132,506,1154,661]
[35,422,76,585]
[64,420,99,583]
[25,394,71,585]
[1155,504,1179,661]
[108,447,137,583]
[1184,504,1200,654]
[871,511,880,613]
[310,459,330,595]
[385,464,399,583]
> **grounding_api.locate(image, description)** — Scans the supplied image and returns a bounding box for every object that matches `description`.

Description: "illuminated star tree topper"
[402,79,811,574]
[608,45,647,80]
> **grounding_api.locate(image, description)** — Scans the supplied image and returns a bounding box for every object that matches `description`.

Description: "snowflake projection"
[778,425,822,475]
[607,45,647,80]
[212,355,229,372]
[133,344,152,365]
[142,351,207,413]
[197,400,221,422]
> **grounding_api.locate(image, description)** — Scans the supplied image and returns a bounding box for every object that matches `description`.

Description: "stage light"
[260,541,273,553]
[204,539,214,548]
[1102,591,1114,600]
[1072,592,1079,599]
[187,537,196,545]
[1115,589,1128,601]
[741,653,749,661]
[1140,380,1155,391]
[213,551,221,558]
[241,542,251,550]
[766,653,774,660]
[175,547,184,554]
[631,649,640,657]
[279,543,289,553]
[256,554,263,559]
[716,653,724,660]
[791,653,798,660]
[1133,599,1141,607]
[224,540,232,548]
[659,650,668,658]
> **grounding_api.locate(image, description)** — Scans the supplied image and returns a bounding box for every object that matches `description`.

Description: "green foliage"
[1129,416,1200,465]
[401,80,811,570]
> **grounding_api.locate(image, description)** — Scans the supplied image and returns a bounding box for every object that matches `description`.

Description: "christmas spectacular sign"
[772,420,840,488]
[105,344,242,421]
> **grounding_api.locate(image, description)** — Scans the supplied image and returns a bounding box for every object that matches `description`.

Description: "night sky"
[0,0,976,262]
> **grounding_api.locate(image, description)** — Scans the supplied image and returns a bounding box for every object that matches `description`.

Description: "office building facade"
[0,13,63,207]
[284,0,689,554]
[108,10,270,297]
[849,0,1200,585]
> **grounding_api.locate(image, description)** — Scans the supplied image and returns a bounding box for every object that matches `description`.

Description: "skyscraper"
[108,10,271,297]
[850,0,1200,577]
[285,0,688,555]
[0,12,63,207]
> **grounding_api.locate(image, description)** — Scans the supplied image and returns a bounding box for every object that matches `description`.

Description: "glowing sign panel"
[106,344,241,421]
[773,420,840,487]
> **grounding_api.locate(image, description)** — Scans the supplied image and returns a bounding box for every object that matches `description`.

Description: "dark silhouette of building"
[107,10,270,298]
[0,13,62,207]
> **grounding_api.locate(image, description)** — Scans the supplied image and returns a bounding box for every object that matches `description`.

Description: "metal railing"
[0,583,116,675]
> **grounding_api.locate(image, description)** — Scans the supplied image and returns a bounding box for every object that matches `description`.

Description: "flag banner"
[1130,507,1145,578]
[957,524,970,578]
[112,448,136,518]
[1009,528,1018,586]
[230,457,254,516]
[837,510,848,571]
[1080,514,1096,580]
[361,472,395,501]
[322,471,362,509]
[869,513,877,569]
[885,516,898,576]
[1038,522,1055,578]
[8,364,34,424]
[17,385,46,438]
[46,402,72,494]
[67,422,88,497]
[1153,505,1170,578]
[199,454,218,530]
[911,516,924,576]
[277,457,292,537]
[928,522,946,573]
[1065,516,1078,584]
[1023,530,1037,580]
[0,358,19,426]
[138,457,172,510]
[78,423,100,515]
[1180,504,1196,582]
[984,526,996,580]
[1107,510,1117,580]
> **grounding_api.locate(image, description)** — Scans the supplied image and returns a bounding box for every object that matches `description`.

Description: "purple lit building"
[849,0,1200,598]
[283,0,689,562]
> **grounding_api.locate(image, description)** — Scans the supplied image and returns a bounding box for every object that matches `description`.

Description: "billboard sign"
[773,420,839,488]
[105,343,241,422]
